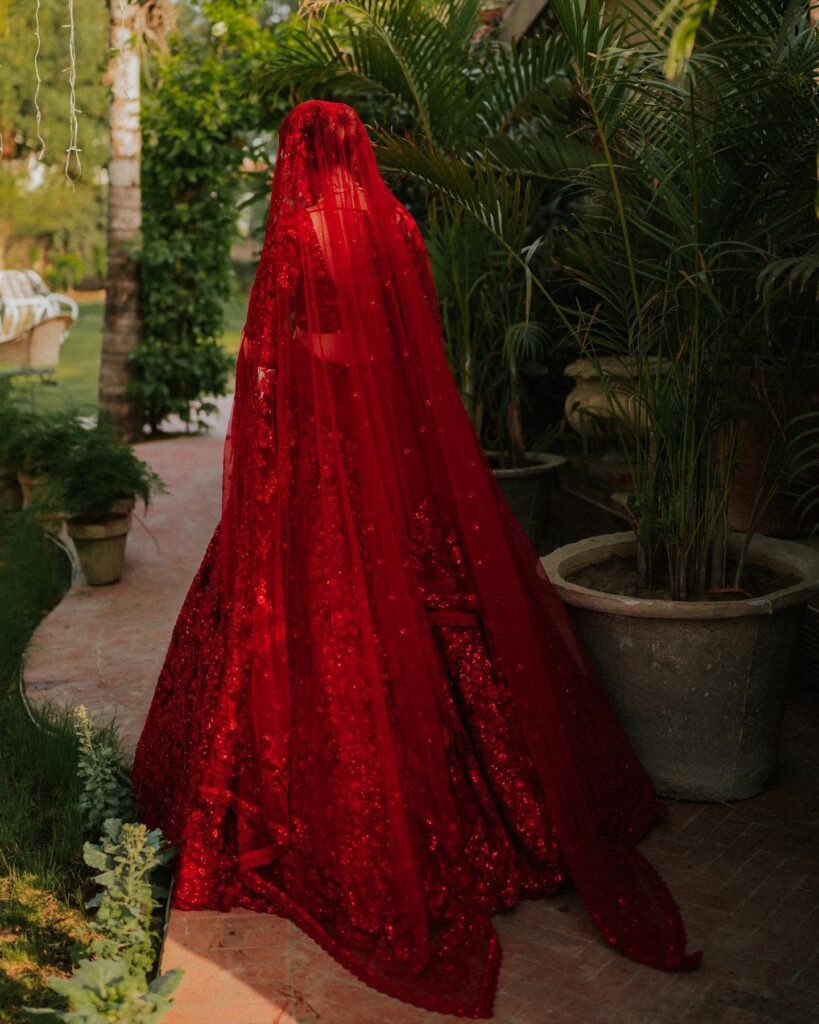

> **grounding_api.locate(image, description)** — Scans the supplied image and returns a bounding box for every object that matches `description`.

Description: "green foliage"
[19,714,182,1022]
[654,0,718,80]
[0,401,165,520]
[546,0,819,597]
[72,707,138,835]
[353,0,818,595]
[9,408,85,478]
[52,414,167,523]
[21,956,183,1024]
[131,0,282,433]
[45,253,86,293]
[0,1,108,168]
[0,380,29,473]
[80,818,174,974]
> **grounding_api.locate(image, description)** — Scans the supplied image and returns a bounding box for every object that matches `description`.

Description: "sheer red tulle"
[131,99,702,1018]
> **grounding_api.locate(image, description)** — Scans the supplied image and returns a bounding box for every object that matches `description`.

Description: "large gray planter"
[541,531,819,801]
[486,450,566,554]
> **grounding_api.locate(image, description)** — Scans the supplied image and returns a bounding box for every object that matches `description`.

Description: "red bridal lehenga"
[131,99,702,1018]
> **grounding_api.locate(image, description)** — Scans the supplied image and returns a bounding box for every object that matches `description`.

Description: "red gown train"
[131,99,702,1019]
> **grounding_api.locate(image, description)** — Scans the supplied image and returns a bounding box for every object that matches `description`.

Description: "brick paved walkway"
[22,404,819,1024]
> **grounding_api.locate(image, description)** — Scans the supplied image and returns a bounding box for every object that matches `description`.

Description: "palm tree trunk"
[99,0,142,441]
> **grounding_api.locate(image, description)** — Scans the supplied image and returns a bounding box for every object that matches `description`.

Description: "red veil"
[135,99,701,1019]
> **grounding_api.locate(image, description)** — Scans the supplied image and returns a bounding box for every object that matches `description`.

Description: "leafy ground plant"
[21,958,181,1024]
[0,514,182,1022]
[72,707,138,837]
[0,513,82,1023]
[81,818,175,975]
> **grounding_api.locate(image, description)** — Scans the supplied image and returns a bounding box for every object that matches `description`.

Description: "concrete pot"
[486,450,567,554]
[541,531,819,801]
[67,512,132,586]
[563,356,672,438]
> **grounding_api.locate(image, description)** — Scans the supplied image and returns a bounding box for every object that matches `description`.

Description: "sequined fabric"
[131,100,701,1020]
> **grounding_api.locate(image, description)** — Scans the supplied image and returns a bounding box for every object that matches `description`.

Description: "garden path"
[21,404,819,1024]
[24,397,233,755]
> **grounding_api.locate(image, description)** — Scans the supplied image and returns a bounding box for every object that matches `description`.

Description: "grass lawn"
[13,291,249,417]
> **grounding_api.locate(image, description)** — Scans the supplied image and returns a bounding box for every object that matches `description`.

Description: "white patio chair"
[0,269,78,370]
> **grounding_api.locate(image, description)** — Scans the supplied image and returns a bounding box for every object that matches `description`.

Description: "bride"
[131,99,701,1019]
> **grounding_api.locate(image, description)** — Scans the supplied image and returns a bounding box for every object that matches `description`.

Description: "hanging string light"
[63,0,82,185]
[34,0,46,160]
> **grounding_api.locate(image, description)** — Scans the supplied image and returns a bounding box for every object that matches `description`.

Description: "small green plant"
[11,409,85,479]
[21,710,184,1023]
[81,817,175,974]
[21,956,183,1024]
[54,415,167,524]
[73,705,138,833]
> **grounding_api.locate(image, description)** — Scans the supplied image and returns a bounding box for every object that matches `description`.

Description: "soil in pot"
[567,552,801,601]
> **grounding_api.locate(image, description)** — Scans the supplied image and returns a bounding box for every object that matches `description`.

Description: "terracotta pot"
[17,470,63,531]
[541,531,819,801]
[0,473,23,512]
[486,450,566,554]
[66,512,132,586]
[17,471,49,507]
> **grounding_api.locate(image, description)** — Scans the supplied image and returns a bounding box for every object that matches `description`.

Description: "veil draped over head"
[216,99,701,1016]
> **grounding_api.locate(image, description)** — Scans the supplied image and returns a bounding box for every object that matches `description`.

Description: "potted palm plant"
[536,0,819,799]
[374,0,819,798]
[427,202,567,551]
[54,416,166,585]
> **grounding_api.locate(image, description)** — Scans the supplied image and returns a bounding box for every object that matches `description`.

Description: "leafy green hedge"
[130,1,282,433]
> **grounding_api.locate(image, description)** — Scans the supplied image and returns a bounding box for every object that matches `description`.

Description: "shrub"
[53,415,167,524]
[129,1,279,433]
[10,409,85,479]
